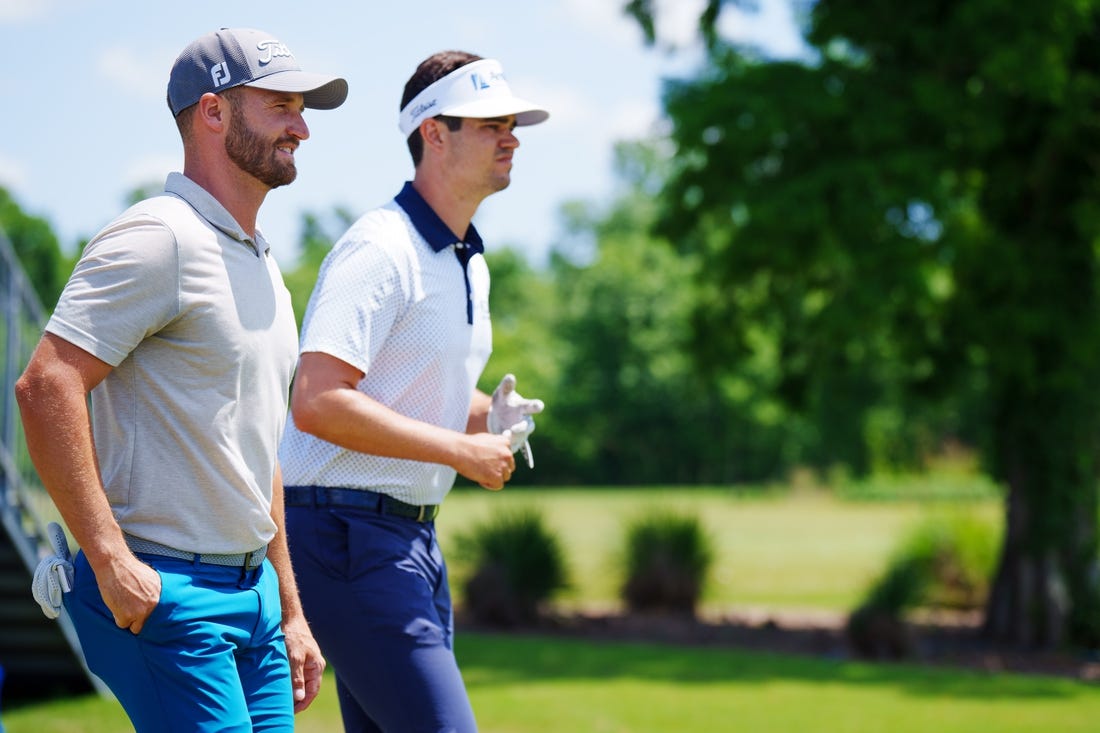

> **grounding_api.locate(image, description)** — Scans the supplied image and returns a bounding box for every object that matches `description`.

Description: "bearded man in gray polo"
[16,28,346,732]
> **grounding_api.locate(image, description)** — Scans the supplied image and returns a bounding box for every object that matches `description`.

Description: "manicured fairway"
[8,633,1098,733]
[3,487,1019,733]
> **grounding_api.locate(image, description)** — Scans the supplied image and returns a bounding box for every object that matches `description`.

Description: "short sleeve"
[46,214,180,367]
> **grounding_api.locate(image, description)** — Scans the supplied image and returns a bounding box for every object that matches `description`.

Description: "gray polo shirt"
[46,173,298,554]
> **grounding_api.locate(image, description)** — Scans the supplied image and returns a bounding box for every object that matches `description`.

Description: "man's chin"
[264,167,298,190]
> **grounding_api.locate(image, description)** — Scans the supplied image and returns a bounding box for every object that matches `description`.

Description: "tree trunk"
[978,127,1100,647]
[983,473,1071,647]
[981,291,1100,648]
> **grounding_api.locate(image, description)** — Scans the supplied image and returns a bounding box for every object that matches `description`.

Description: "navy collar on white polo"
[395,181,484,324]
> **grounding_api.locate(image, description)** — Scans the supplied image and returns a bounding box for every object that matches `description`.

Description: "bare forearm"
[15,358,127,565]
[267,464,326,711]
[289,352,514,489]
[267,468,304,621]
[294,387,469,467]
[16,335,161,631]
[466,389,490,434]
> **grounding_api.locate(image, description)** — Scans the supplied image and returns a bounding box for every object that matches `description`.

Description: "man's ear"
[419,117,446,151]
[196,92,227,131]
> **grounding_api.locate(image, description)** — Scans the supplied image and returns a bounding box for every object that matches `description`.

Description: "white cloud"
[718,0,808,58]
[652,0,710,48]
[560,0,806,59]
[97,45,167,100]
[606,97,663,143]
[557,0,645,47]
[122,153,178,190]
[515,78,587,128]
[0,152,27,190]
[0,0,56,23]
[518,76,661,155]
[559,0,708,51]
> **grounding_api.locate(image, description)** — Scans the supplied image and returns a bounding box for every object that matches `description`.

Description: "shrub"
[846,513,997,658]
[620,511,714,616]
[454,508,568,627]
[904,514,996,610]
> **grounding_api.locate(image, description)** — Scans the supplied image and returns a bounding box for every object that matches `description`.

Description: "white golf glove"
[31,521,74,620]
[487,373,545,469]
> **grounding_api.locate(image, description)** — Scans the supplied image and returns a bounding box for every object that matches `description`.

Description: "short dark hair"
[401,50,483,166]
[172,85,245,141]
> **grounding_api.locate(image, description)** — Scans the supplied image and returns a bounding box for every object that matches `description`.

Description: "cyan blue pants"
[66,550,292,732]
[286,504,477,733]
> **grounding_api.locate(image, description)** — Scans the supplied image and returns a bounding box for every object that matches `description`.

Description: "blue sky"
[0,0,804,268]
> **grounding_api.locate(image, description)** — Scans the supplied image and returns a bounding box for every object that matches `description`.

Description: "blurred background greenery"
[7,0,1100,654]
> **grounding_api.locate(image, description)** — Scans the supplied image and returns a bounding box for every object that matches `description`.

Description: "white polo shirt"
[279,182,493,506]
[46,173,298,554]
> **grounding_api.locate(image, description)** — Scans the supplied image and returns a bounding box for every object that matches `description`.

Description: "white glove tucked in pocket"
[31,521,74,620]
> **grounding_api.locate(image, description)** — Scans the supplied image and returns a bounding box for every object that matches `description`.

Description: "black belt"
[284,486,440,523]
[124,534,268,570]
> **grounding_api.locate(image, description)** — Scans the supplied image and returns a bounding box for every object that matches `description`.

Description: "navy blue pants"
[286,504,477,732]
[66,551,292,732]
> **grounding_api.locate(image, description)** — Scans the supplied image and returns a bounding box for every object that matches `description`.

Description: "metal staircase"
[0,230,103,702]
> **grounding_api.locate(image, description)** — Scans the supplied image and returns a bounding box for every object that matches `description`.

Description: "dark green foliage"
[632,0,1100,647]
[620,511,714,615]
[1,187,69,310]
[477,248,561,487]
[455,509,568,627]
[529,143,789,485]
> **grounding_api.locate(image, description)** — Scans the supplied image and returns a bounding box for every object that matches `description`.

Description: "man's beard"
[224,111,297,189]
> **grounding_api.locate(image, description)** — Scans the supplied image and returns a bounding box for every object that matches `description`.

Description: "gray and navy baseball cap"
[168,28,348,116]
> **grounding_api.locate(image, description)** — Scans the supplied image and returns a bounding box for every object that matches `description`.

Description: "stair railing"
[0,229,107,695]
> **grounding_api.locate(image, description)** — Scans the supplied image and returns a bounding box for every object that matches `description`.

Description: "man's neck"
[182,161,268,239]
[410,174,480,241]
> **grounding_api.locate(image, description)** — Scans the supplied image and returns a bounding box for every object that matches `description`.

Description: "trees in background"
[532,142,785,485]
[629,0,1100,647]
[13,0,1100,647]
[0,187,70,310]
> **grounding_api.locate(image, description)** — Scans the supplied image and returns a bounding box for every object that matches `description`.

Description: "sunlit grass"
[4,484,1016,733]
[9,634,1098,733]
[438,485,1000,612]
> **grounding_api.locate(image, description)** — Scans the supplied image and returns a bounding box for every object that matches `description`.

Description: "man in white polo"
[16,28,346,732]
[279,51,547,732]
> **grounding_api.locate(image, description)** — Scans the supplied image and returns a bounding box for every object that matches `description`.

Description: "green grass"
[4,485,1018,732]
[8,634,1100,733]
[456,635,1100,733]
[438,486,1001,612]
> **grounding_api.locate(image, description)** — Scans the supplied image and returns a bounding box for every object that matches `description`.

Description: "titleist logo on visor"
[410,100,438,118]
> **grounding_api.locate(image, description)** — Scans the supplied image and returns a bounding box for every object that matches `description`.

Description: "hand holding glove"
[487,373,545,469]
[31,521,74,620]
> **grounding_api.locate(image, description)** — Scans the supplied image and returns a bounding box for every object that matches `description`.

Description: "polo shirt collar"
[395,181,484,255]
[164,172,270,255]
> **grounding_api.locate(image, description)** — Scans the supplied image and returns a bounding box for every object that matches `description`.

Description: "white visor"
[398,58,549,137]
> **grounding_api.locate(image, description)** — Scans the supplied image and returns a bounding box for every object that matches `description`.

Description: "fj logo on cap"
[211,62,231,88]
[256,40,294,66]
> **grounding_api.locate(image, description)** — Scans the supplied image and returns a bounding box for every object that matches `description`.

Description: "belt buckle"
[243,549,261,570]
[416,504,426,522]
